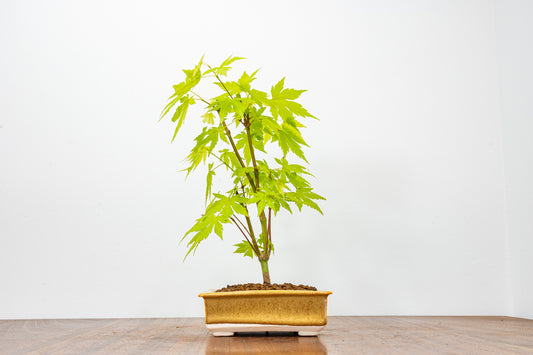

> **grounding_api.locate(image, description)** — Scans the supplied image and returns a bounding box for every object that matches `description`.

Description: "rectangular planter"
[199,290,332,336]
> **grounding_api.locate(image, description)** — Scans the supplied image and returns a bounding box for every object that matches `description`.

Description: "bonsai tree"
[160,56,325,285]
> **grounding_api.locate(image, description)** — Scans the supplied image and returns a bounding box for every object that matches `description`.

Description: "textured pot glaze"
[199,290,332,326]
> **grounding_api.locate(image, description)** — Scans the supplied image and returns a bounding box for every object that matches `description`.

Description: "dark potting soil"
[215,283,318,292]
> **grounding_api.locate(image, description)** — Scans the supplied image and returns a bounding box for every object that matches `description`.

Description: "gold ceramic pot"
[199,290,332,336]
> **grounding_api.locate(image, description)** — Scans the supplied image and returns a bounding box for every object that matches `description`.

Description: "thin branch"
[236,186,261,255]
[208,65,234,99]
[267,207,272,254]
[213,162,226,171]
[244,214,261,254]
[229,216,249,239]
[232,214,250,235]
[221,119,257,191]
[208,151,234,172]
[191,91,210,106]
[244,113,260,189]
[230,216,260,256]
[227,116,242,127]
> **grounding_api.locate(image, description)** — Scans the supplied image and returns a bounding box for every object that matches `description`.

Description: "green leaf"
[231,200,249,217]
[171,80,197,100]
[284,100,316,119]
[171,96,195,142]
[214,221,223,239]
[250,89,268,105]
[287,173,310,189]
[162,58,203,122]
[181,192,240,260]
[205,56,245,77]
[210,193,249,218]
[252,137,266,153]
[220,56,245,69]
[276,130,289,156]
[181,217,214,260]
[277,88,306,100]
[270,78,306,101]
[266,78,316,120]
[284,187,325,215]
[261,115,281,132]
[182,56,203,81]
[271,77,285,98]
[235,131,247,150]
[257,198,267,215]
[216,66,230,76]
[301,197,323,214]
[232,99,245,119]
[220,149,240,170]
[202,111,215,125]
[206,163,215,204]
[276,130,308,162]
[265,197,280,213]
[279,199,293,213]
[213,97,233,119]
[185,127,220,174]
[233,241,255,258]
[304,191,326,201]
[238,69,259,91]
[234,166,254,181]
[160,96,180,121]
[282,119,308,146]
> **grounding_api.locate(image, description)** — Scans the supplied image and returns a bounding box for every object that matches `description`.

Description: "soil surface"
[215,283,317,292]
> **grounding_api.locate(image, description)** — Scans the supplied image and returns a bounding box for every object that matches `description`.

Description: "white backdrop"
[495,0,533,320]
[0,0,530,319]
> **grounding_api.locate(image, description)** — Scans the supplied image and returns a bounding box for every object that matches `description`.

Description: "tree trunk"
[260,259,271,285]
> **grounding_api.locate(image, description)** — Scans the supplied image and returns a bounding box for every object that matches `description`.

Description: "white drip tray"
[206,323,326,337]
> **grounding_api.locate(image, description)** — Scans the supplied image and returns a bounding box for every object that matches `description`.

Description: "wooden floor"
[1,316,532,354]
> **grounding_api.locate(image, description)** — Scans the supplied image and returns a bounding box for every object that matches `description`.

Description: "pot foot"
[298,330,319,336]
[213,331,234,337]
[206,323,325,336]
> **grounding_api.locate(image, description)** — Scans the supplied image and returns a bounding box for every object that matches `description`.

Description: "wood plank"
[0,316,532,354]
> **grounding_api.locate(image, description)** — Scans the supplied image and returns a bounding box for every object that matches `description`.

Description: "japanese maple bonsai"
[160,56,325,286]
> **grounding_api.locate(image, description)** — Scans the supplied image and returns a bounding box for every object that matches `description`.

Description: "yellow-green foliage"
[160,56,325,268]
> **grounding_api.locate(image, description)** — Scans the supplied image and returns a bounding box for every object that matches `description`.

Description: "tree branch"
[236,187,261,255]
[208,65,234,99]
[221,120,257,191]
[209,151,234,172]
[267,207,272,254]
[245,113,260,189]
[232,214,250,235]
[190,91,210,105]
[230,217,260,256]
[244,214,261,255]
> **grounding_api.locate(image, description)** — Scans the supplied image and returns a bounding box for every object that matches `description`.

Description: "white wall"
[0,0,515,319]
[494,0,533,319]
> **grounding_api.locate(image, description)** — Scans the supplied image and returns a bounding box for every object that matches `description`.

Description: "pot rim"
[199,290,332,298]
